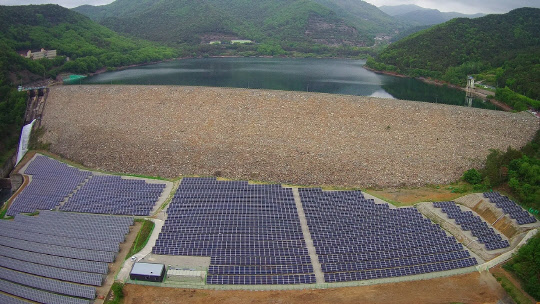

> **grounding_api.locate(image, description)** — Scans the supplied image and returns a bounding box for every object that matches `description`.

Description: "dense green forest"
[0,5,177,77]
[74,0,386,49]
[0,46,34,165]
[503,234,540,301]
[367,8,540,108]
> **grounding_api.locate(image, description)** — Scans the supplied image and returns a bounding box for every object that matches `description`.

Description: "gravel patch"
[40,85,539,188]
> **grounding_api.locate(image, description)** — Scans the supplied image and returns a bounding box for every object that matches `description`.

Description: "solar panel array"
[7,155,91,216]
[0,292,31,304]
[61,175,166,215]
[299,188,477,283]
[7,155,167,216]
[153,177,316,285]
[0,211,133,303]
[433,201,510,250]
[483,192,537,225]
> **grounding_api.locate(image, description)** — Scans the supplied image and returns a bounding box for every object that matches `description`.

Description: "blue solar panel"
[154,178,314,285]
[483,192,537,225]
[299,189,477,283]
[434,201,509,251]
[9,155,167,216]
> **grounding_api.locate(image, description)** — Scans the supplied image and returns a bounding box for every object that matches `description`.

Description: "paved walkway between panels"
[292,188,325,284]
[117,218,165,282]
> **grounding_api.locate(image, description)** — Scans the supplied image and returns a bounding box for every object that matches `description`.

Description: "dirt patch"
[366,185,472,206]
[95,221,142,303]
[40,85,538,188]
[472,204,518,239]
[123,272,507,304]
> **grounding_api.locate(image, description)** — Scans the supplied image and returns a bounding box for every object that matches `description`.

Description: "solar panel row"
[0,246,108,274]
[0,292,31,304]
[8,155,167,216]
[483,192,537,225]
[153,177,314,285]
[0,211,132,302]
[299,188,477,283]
[433,201,510,251]
[0,267,96,299]
[208,264,314,275]
[324,258,478,283]
[206,274,316,285]
[0,279,90,304]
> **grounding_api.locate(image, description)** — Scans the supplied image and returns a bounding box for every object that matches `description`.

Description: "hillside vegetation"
[74,0,391,49]
[367,8,540,107]
[0,4,178,166]
[0,5,177,76]
[504,233,540,301]
[0,48,29,165]
[310,0,401,34]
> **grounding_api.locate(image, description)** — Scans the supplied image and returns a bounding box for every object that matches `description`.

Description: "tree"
[463,168,482,184]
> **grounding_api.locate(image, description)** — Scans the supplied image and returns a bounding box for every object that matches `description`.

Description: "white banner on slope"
[16,119,36,165]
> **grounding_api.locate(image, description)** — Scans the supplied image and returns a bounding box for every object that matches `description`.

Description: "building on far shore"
[18,48,57,60]
[231,40,252,44]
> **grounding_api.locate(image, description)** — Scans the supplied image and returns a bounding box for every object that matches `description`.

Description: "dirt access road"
[124,271,509,304]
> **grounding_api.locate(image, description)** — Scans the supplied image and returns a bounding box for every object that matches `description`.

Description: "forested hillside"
[0,5,177,76]
[0,4,178,165]
[310,0,401,34]
[74,0,393,48]
[0,47,29,165]
[367,8,540,107]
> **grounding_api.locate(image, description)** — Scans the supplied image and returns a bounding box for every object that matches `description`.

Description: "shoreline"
[74,58,513,113]
[86,54,364,77]
[364,66,512,112]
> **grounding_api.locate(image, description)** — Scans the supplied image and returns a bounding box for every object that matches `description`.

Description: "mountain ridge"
[73,0,401,47]
[380,4,485,26]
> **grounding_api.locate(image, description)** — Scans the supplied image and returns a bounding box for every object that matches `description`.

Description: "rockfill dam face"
[40,85,539,188]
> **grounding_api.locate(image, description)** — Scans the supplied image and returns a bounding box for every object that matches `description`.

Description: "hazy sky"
[364,0,540,14]
[1,0,539,14]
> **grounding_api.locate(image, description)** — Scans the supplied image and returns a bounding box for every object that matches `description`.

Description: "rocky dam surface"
[40,85,539,188]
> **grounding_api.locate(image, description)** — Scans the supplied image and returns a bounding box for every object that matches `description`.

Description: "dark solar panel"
[483,192,537,225]
[434,201,510,251]
[299,189,477,283]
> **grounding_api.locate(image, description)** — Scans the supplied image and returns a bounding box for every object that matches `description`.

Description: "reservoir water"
[79,58,498,110]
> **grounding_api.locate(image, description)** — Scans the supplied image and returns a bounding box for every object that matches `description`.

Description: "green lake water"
[79,57,498,110]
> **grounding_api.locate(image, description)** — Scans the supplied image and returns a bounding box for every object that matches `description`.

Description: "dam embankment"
[40,85,538,188]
